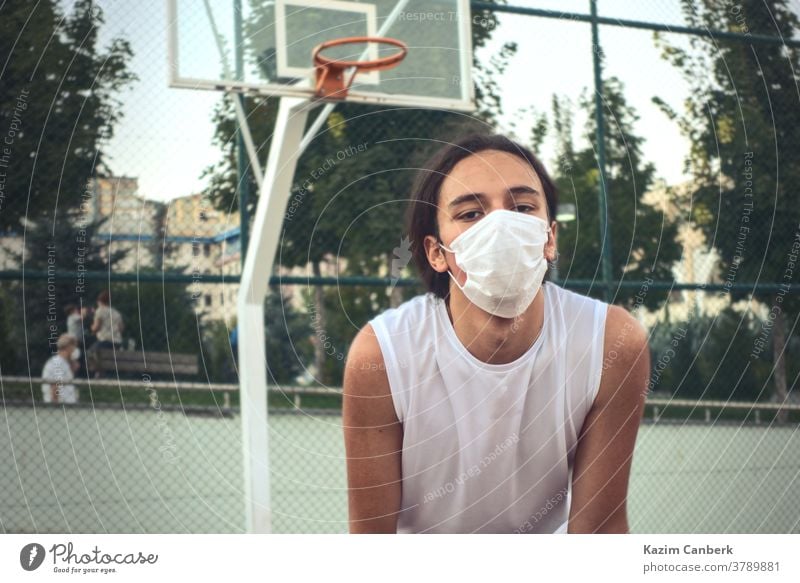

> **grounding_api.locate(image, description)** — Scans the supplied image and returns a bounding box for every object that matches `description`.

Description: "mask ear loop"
[438,241,454,254]
[437,240,464,291]
[544,221,556,269]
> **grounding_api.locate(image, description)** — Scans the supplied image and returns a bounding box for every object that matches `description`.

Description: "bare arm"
[342,323,403,533]
[568,305,650,534]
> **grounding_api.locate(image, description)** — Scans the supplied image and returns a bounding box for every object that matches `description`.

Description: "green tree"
[201,319,237,383]
[0,286,21,376]
[697,308,770,402]
[0,0,135,231]
[651,308,769,401]
[550,77,681,310]
[111,280,201,356]
[654,0,800,412]
[263,290,314,385]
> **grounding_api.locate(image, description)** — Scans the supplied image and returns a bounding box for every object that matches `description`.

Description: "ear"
[424,234,449,274]
[545,220,558,263]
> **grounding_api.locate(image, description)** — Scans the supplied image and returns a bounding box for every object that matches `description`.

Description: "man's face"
[424,150,558,286]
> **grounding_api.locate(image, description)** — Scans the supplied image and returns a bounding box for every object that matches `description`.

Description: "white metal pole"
[237,96,312,533]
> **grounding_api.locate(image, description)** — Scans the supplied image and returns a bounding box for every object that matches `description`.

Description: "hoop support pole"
[237,96,312,533]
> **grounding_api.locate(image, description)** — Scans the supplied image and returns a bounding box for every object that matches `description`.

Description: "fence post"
[235,0,250,266]
[590,0,614,303]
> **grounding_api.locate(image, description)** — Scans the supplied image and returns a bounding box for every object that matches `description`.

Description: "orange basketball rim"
[312,36,408,100]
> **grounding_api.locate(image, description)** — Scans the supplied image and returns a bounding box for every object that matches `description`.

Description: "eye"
[513,204,536,213]
[457,209,484,221]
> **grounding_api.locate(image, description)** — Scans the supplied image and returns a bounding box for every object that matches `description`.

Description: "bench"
[88,348,199,378]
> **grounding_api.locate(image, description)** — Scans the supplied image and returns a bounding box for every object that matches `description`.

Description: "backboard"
[167,0,475,111]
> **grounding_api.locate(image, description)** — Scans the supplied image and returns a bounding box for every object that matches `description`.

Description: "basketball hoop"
[312,36,408,100]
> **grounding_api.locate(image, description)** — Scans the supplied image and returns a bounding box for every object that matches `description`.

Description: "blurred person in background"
[41,333,80,404]
[64,303,87,375]
[64,303,84,345]
[88,290,125,378]
[90,289,124,352]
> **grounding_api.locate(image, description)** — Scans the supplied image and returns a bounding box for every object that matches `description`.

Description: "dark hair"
[405,133,559,299]
[97,290,110,305]
[64,303,78,315]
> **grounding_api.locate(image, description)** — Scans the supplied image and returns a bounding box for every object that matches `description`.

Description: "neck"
[445,283,546,365]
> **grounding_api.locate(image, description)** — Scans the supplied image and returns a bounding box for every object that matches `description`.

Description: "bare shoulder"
[344,323,390,398]
[597,304,650,404]
[342,323,398,427]
[604,304,649,362]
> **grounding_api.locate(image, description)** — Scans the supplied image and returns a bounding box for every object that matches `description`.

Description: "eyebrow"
[447,186,541,209]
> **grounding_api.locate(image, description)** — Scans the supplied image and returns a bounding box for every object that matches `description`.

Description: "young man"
[343,134,650,534]
[41,333,80,404]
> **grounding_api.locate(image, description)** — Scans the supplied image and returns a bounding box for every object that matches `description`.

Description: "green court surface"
[1,407,797,533]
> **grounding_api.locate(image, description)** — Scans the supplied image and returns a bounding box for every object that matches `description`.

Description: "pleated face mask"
[439,209,550,318]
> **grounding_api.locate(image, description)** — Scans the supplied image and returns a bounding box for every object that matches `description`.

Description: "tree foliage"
[550,77,681,310]
[654,0,800,405]
[0,0,135,231]
[654,0,800,310]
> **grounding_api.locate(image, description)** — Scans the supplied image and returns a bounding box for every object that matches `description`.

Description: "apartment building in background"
[0,177,242,325]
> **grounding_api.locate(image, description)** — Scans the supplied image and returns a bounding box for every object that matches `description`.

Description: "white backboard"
[167,0,475,111]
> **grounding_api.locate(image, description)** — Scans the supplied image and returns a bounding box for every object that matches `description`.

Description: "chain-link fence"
[1,0,799,533]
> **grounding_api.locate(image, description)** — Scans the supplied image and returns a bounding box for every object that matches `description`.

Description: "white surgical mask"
[71,347,81,361]
[439,209,550,318]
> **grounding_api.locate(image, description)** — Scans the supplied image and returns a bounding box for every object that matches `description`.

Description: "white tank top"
[368,282,609,533]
